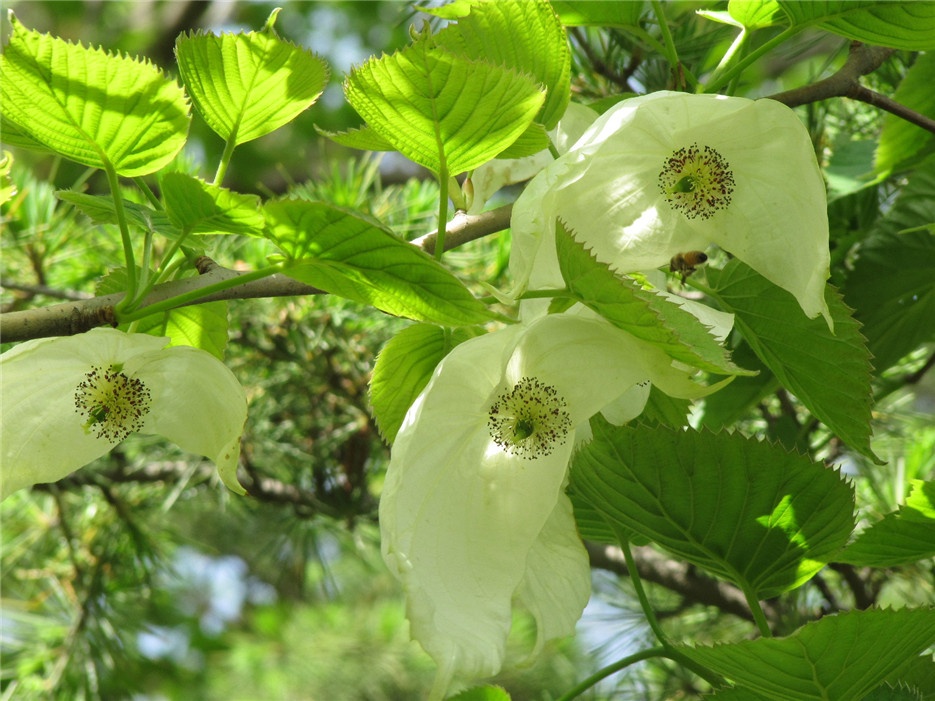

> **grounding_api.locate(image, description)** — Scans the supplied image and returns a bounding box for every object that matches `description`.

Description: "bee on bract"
[669,251,708,283]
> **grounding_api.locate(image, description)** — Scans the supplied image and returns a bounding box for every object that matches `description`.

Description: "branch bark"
[586,541,783,625]
[768,43,935,135]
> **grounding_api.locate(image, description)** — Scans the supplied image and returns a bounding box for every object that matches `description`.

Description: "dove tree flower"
[0,328,247,500]
[510,91,831,323]
[379,310,713,697]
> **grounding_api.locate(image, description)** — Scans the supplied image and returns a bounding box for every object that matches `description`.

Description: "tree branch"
[412,203,513,254]
[768,43,935,135]
[586,541,783,625]
[0,265,324,343]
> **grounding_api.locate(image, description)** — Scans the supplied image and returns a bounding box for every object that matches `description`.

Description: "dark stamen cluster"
[487,376,571,459]
[658,143,735,220]
[74,365,152,442]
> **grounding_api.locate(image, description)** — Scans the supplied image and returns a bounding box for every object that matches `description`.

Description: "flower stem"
[555,646,667,700]
[651,0,697,90]
[618,533,670,646]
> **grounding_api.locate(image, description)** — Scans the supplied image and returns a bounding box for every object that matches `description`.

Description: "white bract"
[510,91,831,324]
[0,328,248,500]
[379,312,711,697]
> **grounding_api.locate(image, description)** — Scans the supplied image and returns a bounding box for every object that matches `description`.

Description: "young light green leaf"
[161,172,263,235]
[678,608,935,701]
[777,1,935,50]
[264,199,492,326]
[556,221,749,376]
[708,260,880,463]
[133,302,230,361]
[875,52,935,176]
[836,480,935,567]
[0,13,190,176]
[344,40,545,176]
[433,0,570,129]
[446,685,512,701]
[314,125,394,152]
[570,422,855,599]
[57,191,178,237]
[370,323,480,443]
[550,1,645,28]
[727,0,784,29]
[175,24,328,145]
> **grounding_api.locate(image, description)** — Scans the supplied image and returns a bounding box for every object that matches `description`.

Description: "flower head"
[379,311,710,695]
[1,328,248,500]
[510,91,831,323]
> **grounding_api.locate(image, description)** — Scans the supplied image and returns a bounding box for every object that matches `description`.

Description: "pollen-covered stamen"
[487,377,571,459]
[74,364,152,442]
[658,143,735,220]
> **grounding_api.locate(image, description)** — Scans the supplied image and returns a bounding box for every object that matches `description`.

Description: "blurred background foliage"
[2,2,934,700]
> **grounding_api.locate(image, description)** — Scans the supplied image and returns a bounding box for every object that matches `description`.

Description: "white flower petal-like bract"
[510,91,831,324]
[379,312,710,695]
[0,328,248,500]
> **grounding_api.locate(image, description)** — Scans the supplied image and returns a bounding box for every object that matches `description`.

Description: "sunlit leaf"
[175,18,328,145]
[0,13,190,176]
[370,323,480,443]
[777,1,935,50]
[264,199,492,325]
[161,172,263,235]
[433,0,570,129]
[345,40,544,176]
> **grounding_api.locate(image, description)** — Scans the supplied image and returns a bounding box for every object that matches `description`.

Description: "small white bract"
[0,328,248,500]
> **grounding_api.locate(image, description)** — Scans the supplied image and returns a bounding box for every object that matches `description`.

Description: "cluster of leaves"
[2,1,935,700]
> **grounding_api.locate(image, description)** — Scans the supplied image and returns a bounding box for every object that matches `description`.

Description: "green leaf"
[876,53,935,176]
[446,685,512,701]
[550,1,645,27]
[161,172,263,235]
[370,324,480,443]
[862,683,926,701]
[836,480,935,567]
[570,422,855,598]
[826,139,878,201]
[844,164,935,372]
[314,125,394,152]
[709,260,879,463]
[344,40,544,176]
[556,221,749,376]
[678,608,935,700]
[134,302,230,360]
[175,22,328,145]
[777,1,935,50]
[699,344,777,431]
[0,13,189,176]
[264,199,492,326]
[728,0,785,29]
[494,122,550,159]
[433,0,570,129]
[882,656,935,701]
[57,191,178,238]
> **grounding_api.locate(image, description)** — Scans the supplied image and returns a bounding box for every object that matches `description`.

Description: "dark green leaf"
[678,608,935,700]
[709,260,879,463]
[557,222,749,376]
[876,52,935,175]
[777,2,935,50]
[836,480,935,567]
[570,422,855,598]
